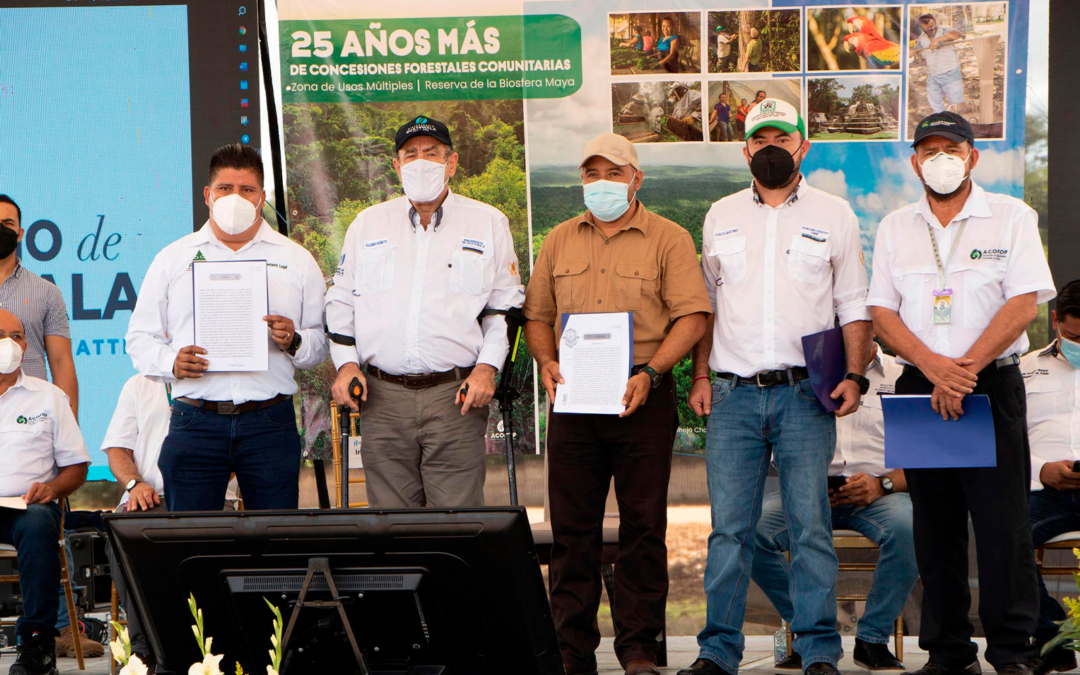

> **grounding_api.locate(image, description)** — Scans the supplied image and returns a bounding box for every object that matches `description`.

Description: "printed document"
[192,260,269,372]
[553,312,632,415]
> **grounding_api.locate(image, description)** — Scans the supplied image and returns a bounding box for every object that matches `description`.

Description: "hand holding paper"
[553,312,633,415]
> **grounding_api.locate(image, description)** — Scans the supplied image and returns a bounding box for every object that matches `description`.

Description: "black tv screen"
[106,508,562,675]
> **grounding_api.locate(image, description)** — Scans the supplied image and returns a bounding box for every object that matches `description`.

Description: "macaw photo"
[808,6,903,71]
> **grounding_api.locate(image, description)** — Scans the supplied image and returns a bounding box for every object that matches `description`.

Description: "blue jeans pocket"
[261,401,297,429]
[795,379,820,405]
[712,378,734,406]
[169,404,202,431]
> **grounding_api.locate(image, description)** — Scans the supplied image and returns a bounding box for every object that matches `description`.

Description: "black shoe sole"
[855,658,908,673]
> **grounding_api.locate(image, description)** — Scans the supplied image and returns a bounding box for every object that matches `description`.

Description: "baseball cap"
[394,116,453,153]
[911,111,975,148]
[744,99,805,140]
[580,132,639,171]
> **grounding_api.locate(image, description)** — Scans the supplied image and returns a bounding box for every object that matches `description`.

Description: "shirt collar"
[868,353,884,375]
[914,179,993,228]
[1,372,28,395]
[751,174,806,207]
[408,189,453,232]
[1039,340,1060,358]
[578,200,650,235]
[193,219,281,248]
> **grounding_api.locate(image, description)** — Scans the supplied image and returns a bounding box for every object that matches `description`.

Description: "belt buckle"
[755,372,768,387]
[217,402,239,415]
[403,374,427,390]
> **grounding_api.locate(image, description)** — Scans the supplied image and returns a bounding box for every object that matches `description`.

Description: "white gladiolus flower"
[187,652,225,675]
[119,655,149,675]
[110,639,128,664]
[267,668,279,675]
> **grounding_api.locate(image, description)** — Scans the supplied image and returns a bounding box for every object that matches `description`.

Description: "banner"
[280,0,1030,459]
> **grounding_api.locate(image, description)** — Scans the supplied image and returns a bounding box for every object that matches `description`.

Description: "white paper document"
[192,260,269,372]
[0,497,27,511]
[553,312,632,415]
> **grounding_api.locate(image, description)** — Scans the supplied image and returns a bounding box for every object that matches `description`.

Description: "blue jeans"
[926,68,964,113]
[716,120,734,142]
[1028,487,1080,644]
[159,399,301,511]
[752,491,918,645]
[0,503,61,638]
[697,378,841,672]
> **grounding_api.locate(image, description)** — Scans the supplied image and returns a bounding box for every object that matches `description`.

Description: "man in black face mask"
[680,99,872,675]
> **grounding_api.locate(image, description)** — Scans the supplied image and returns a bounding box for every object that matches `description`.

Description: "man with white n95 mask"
[126,143,329,512]
[325,116,523,509]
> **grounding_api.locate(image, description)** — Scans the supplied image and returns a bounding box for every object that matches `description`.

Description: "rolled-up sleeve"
[523,230,557,326]
[832,207,870,325]
[290,252,330,370]
[700,211,720,312]
[477,213,525,370]
[662,230,712,319]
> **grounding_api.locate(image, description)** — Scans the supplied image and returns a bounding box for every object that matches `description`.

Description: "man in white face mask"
[325,116,523,510]
[126,144,329,512]
[868,112,1056,675]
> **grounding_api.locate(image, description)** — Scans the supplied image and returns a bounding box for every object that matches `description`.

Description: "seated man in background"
[0,309,89,675]
[752,340,916,673]
[104,373,240,671]
[1023,279,1080,675]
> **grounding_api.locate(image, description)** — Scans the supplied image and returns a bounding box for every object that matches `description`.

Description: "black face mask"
[0,227,18,260]
[749,144,799,189]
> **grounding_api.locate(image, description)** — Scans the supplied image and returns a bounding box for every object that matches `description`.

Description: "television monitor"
[106,508,562,675]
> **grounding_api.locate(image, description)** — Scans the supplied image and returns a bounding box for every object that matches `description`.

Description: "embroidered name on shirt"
[715,228,739,238]
[801,226,828,243]
[365,239,389,249]
[16,412,48,425]
[1022,368,1050,380]
[462,238,486,254]
[267,262,289,270]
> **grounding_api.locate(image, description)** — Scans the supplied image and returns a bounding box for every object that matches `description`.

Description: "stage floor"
[47,636,1001,674]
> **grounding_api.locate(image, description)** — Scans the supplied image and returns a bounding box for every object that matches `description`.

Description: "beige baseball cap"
[580,132,640,171]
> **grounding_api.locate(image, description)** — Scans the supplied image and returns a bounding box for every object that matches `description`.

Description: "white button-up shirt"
[101,375,237,507]
[701,178,870,377]
[867,181,1055,364]
[831,353,903,477]
[0,373,89,498]
[126,220,329,404]
[325,191,524,375]
[1022,342,1080,490]
[915,26,962,75]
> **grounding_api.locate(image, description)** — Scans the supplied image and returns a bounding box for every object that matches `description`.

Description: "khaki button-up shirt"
[524,202,711,365]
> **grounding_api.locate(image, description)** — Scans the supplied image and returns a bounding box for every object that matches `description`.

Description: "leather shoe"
[1032,645,1078,675]
[904,661,981,675]
[854,639,905,671]
[677,658,733,675]
[775,652,802,670]
[997,665,1033,675]
[806,664,841,675]
[626,658,661,675]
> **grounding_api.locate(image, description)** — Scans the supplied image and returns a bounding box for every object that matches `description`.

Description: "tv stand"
[280,557,370,675]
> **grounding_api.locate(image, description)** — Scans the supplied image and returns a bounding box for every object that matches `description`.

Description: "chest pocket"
[357,246,396,295]
[554,261,589,311]
[956,258,1008,330]
[267,265,298,316]
[787,235,832,285]
[710,236,747,285]
[892,267,933,333]
[450,251,494,296]
[614,264,658,311]
[1025,374,1072,415]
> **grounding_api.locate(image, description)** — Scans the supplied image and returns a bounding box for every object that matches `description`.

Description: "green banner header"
[280,14,583,102]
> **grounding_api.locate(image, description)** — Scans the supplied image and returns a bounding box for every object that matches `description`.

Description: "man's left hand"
[830,378,862,417]
[457,364,497,415]
[833,472,885,507]
[620,372,652,418]
[264,315,296,352]
[22,482,57,505]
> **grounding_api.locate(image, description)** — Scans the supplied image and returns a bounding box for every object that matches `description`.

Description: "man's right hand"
[126,482,161,512]
[1040,461,1080,491]
[173,346,209,379]
[916,352,978,398]
[331,363,368,412]
[689,378,712,417]
[539,360,564,403]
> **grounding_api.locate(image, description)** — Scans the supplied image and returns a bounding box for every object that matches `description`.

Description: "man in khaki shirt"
[524,133,711,675]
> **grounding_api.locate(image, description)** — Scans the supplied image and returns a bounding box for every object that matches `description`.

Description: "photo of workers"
[609,12,701,75]
[611,80,703,143]
[907,3,1008,139]
[706,9,802,74]
[807,76,901,141]
[706,79,801,142]
[807,6,903,71]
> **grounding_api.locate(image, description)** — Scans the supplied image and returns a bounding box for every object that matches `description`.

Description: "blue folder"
[882,395,997,469]
[801,327,846,413]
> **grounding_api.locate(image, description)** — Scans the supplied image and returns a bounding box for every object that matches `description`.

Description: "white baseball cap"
[744,99,806,140]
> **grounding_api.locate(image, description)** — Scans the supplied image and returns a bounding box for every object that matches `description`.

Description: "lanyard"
[926,218,968,291]
[165,383,173,406]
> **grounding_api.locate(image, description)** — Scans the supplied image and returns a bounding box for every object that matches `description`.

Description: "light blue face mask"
[1060,335,1080,369]
[583,179,634,222]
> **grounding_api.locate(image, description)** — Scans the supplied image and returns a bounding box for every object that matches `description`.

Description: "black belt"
[716,367,810,387]
[368,365,473,389]
[903,354,1019,380]
[175,395,291,415]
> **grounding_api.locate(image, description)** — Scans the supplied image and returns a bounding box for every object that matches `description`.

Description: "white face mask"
[400,159,449,203]
[920,151,970,195]
[210,193,261,235]
[0,338,23,375]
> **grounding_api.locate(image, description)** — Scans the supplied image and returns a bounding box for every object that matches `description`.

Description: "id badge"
[932,288,953,325]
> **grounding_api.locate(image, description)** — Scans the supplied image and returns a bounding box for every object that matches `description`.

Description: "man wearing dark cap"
[524,132,710,675]
[325,116,523,509]
[868,112,1055,675]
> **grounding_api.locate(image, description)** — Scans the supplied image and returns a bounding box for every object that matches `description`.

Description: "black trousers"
[546,372,677,670]
[899,363,1039,668]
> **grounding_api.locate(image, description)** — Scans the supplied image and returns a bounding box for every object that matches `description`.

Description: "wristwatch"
[844,372,871,395]
[287,332,303,356]
[641,366,662,389]
[124,479,140,492]
[880,476,894,495]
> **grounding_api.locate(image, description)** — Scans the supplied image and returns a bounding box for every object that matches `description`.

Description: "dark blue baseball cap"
[394,116,453,153]
[912,111,975,148]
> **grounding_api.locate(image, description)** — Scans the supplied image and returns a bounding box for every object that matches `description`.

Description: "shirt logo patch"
[462,238,487,254]
[365,238,390,249]
[16,412,47,425]
[508,261,518,276]
[801,226,828,243]
[193,250,207,261]
[970,248,1007,261]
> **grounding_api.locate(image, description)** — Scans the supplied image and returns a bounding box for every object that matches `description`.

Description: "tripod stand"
[482,307,529,506]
